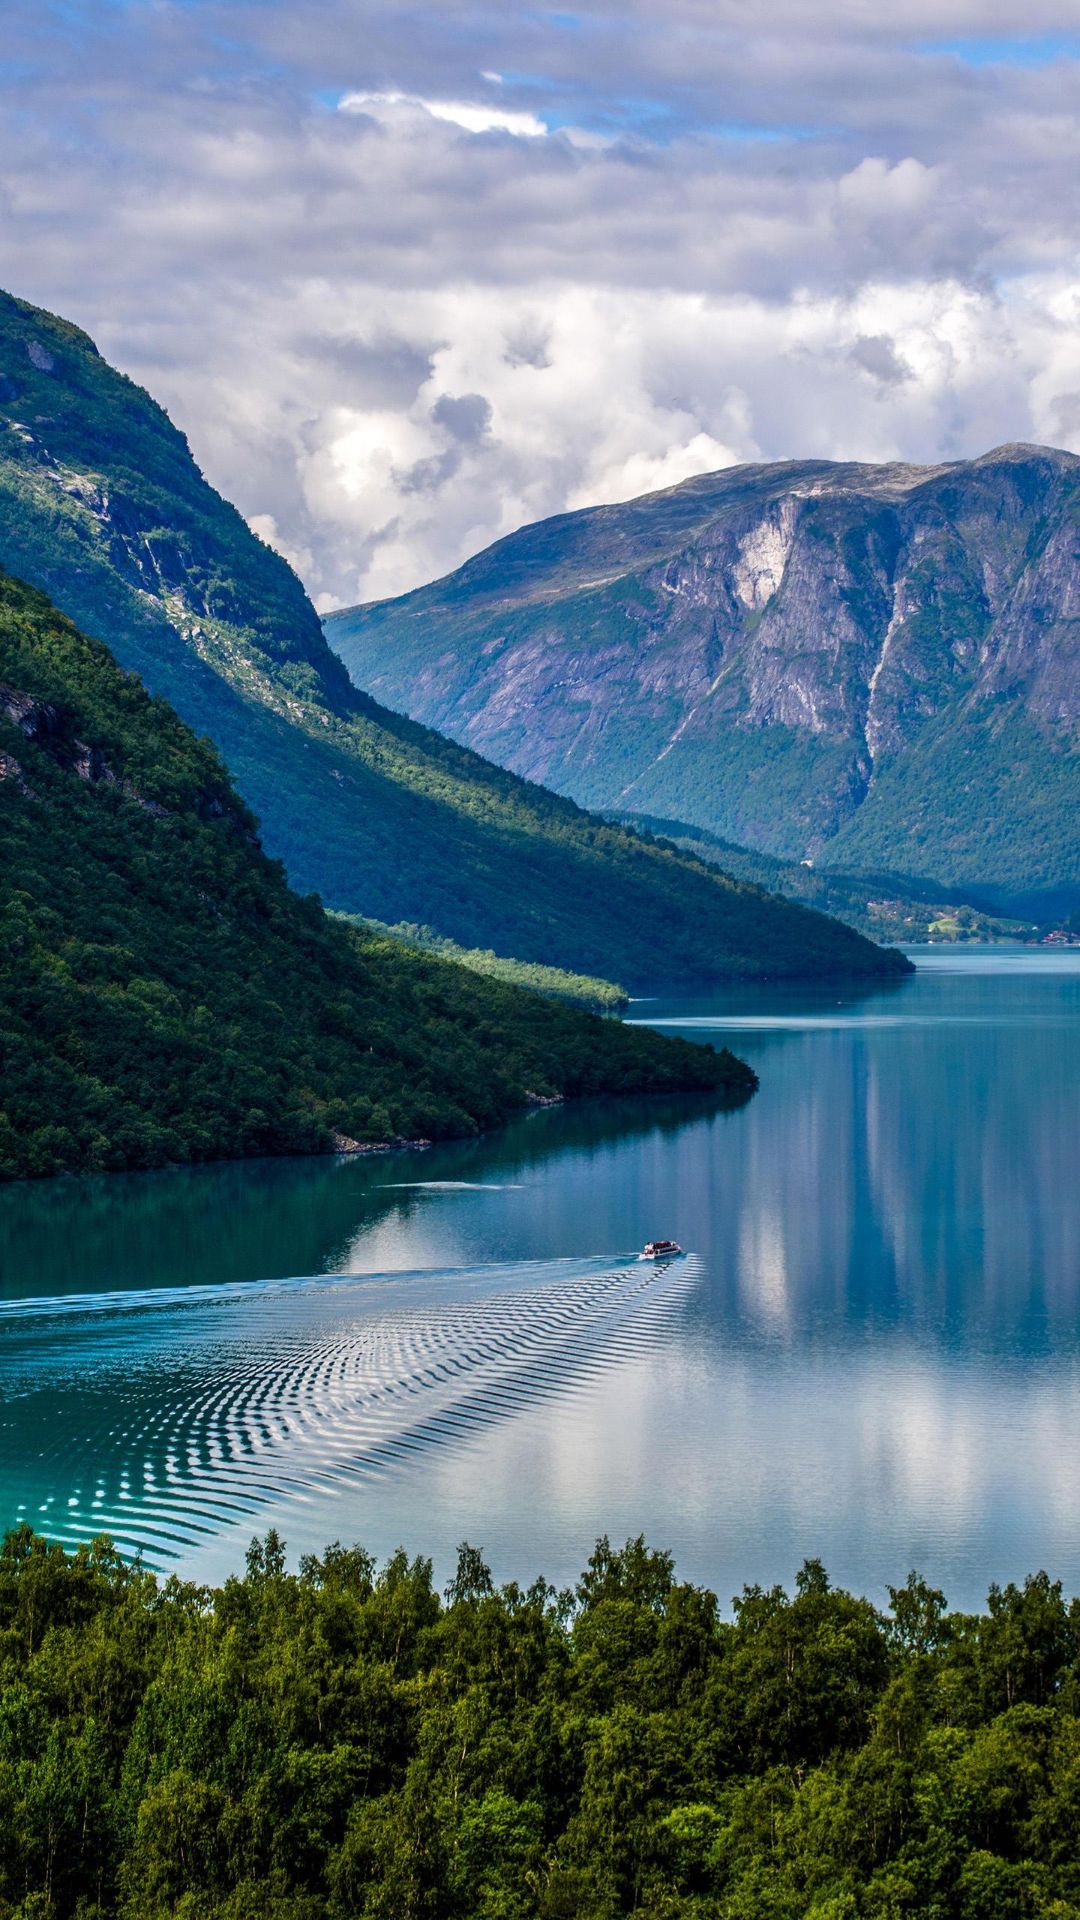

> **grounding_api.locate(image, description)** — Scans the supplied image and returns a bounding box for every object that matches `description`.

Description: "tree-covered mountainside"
[0,287,905,986]
[335,916,629,1010]
[615,813,1041,944]
[327,448,1080,916]
[0,570,755,1182]
[4,1524,1080,1918]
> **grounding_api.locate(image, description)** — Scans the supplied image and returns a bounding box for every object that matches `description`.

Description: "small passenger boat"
[639,1239,683,1260]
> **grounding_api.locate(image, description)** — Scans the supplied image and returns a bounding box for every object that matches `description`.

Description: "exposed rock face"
[0,679,186,816]
[327,446,1080,905]
[1,682,114,784]
[0,749,31,795]
[1,683,60,743]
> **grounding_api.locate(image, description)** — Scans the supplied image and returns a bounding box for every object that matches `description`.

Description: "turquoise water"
[1,946,1078,1607]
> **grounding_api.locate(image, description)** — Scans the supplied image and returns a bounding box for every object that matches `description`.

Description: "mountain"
[612,814,1039,946]
[326,448,1080,917]
[0,568,755,1182]
[0,289,904,986]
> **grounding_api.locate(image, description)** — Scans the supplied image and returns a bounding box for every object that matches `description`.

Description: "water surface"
[2,946,1077,1608]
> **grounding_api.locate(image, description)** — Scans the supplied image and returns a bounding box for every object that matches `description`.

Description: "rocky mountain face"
[327,449,1080,913]
[0,289,905,984]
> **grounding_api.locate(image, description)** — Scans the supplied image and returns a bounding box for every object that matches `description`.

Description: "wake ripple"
[0,1254,700,1566]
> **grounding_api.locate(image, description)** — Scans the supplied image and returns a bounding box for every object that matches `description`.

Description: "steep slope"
[0,289,904,985]
[0,570,755,1182]
[614,813,1037,944]
[327,448,1080,912]
[336,918,631,1010]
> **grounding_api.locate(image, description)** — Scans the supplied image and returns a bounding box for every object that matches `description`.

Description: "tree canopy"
[1,1527,1080,1916]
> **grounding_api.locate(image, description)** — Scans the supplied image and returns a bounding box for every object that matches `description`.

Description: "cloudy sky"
[2,3,1080,607]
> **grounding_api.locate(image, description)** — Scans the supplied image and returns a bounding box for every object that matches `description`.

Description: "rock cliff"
[327,447,1080,911]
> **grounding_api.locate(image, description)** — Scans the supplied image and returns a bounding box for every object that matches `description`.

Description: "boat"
[639,1239,683,1260]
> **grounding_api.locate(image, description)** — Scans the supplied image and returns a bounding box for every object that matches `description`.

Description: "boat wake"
[0,1253,700,1567]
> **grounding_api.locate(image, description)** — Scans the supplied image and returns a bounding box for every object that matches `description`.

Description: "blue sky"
[1,2,1079,604]
[924,35,1080,65]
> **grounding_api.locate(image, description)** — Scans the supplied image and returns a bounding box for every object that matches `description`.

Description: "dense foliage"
[615,815,1039,944]
[0,287,905,986]
[335,918,629,1011]
[822,710,1080,921]
[0,570,754,1181]
[3,1526,1080,1918]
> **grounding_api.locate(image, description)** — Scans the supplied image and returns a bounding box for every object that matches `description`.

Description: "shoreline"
[0,1078,757,1192]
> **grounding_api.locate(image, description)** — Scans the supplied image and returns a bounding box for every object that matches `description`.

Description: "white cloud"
[246,512,315,582]
[144,273,1076,607]
[339,90,548,139]
[1,0,1079,608]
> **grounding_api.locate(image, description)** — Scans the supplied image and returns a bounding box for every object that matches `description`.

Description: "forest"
[614,816,1035,946]
[333,919,629,1012]
[0,1525,1078,1918]
[0,570,753,1182]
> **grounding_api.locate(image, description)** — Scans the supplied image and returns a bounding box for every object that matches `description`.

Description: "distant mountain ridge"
[327,447,1080,914]
[610,813,1042,947]
[0,289,904,985]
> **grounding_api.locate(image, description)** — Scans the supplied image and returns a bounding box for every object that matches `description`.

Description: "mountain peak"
[327,444,1080,912]
[971,440,1080,466]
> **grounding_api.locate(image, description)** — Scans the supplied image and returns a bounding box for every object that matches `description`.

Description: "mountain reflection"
[1,957,1078,1355]
[0,1091,747,1300]
[640,956,1080,1352]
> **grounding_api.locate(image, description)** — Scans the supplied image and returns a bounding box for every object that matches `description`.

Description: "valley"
[0,291,904,990]
[4,9,1080,1919]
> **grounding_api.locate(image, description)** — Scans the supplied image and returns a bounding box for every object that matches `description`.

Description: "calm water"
[1,946,1078,1608]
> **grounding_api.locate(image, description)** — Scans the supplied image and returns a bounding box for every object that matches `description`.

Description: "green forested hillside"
[4,1524,1080,1918]
[0,288,905,986]
[0,571,753,1182]
[820,710,1080,918]
[616,814,1040,942]
[335,916,629,1010]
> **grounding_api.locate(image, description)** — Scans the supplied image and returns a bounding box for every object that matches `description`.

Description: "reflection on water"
[1,948,1079,1606]
[0,1093,734,1300]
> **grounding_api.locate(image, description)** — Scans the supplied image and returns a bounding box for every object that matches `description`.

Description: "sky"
[2,2,1080,608]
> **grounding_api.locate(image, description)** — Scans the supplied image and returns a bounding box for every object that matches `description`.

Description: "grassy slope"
[336,916,629,1010]
[0,571,755,1182]
[0,288,904,985]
